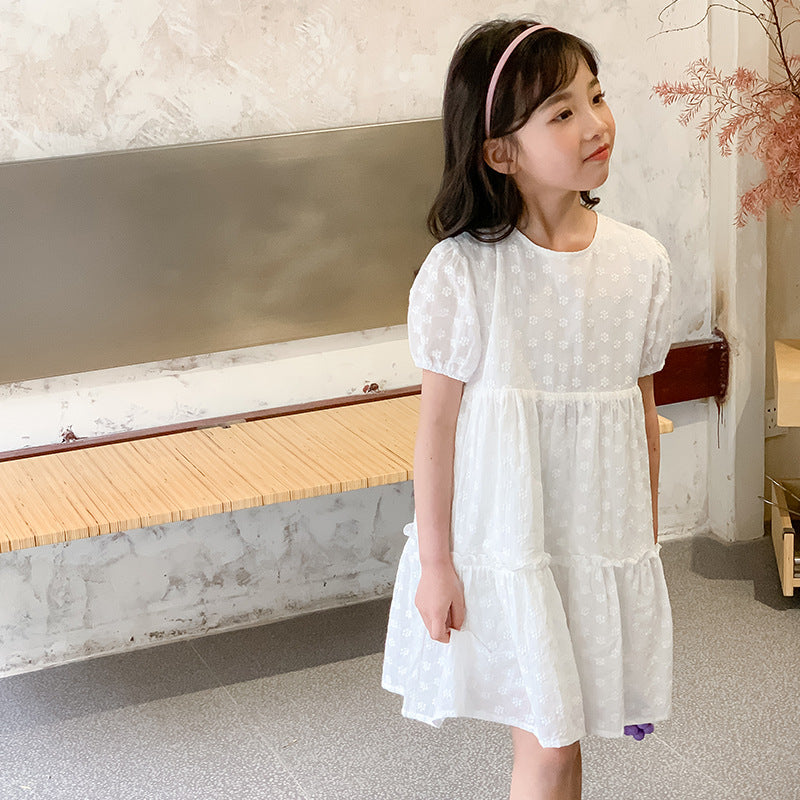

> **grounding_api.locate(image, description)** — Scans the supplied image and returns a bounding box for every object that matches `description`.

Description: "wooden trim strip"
[0,385,423,463]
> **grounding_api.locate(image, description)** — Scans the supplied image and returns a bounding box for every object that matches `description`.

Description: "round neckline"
[513,212,602,255]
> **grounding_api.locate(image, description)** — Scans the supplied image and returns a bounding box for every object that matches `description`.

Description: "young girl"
[381,17,673,800]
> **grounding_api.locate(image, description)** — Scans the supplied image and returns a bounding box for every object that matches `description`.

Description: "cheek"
[549,130,578,157]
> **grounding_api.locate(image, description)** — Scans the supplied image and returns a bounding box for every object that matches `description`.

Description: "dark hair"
[428,19,601,243]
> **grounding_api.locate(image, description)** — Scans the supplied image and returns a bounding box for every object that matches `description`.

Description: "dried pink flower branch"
[653,0,800,226]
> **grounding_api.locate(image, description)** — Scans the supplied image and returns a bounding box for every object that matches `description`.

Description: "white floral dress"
[381,212,673,748]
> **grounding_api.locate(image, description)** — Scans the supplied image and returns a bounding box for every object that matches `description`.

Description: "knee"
[537,741,580,776]
[510,735,581,799]
[512,728,580,777]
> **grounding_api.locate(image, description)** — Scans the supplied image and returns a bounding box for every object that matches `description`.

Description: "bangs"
[494,31,599,136]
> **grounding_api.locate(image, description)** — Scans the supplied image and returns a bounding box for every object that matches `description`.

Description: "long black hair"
[428,19,601,243]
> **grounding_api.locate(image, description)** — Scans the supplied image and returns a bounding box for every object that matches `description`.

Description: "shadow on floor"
[0,596,394,734]
[687,530,798,611]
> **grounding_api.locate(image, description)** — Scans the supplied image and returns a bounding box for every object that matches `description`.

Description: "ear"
[483,137,517,175]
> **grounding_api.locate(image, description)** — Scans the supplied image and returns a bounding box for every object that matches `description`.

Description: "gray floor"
[1,532,799,800]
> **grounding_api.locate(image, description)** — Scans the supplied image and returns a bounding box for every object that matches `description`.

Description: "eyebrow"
[540,77,601,110]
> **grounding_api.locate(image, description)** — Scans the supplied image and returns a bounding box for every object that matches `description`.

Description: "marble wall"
[1,0,711,341]
[0,326,415,453]
[0,484,414,677]
[0,1,715,672]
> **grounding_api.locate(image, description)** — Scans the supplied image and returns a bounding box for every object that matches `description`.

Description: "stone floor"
[1,532,798,799]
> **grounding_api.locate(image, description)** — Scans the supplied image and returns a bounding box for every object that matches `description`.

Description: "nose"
[584,104,611,140]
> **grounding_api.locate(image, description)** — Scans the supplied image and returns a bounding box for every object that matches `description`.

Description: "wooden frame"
[770,481,800,596]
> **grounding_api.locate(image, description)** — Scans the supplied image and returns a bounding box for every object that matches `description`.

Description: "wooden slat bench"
[0,394,673,553]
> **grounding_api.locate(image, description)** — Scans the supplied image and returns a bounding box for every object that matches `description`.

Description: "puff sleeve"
[407,239,482,383]
[639,243,673,377]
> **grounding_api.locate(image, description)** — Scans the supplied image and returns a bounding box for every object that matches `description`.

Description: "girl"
[381,18,673,800]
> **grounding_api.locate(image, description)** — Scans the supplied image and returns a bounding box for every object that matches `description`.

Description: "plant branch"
[655,1,800,225]
[653,1,779,53]
[767,0,800,95]
[655,1,800,99]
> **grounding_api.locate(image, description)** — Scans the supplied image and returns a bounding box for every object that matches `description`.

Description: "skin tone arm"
[637,374,660,544]
[413,369,467,644]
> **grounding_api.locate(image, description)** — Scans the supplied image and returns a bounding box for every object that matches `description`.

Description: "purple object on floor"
[624,723,654,740]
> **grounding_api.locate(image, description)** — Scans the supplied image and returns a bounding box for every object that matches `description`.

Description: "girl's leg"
[509,726,582,800]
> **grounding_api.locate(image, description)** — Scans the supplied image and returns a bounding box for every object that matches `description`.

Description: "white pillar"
[707,7,768,541]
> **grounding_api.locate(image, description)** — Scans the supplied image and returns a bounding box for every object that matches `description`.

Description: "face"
[491,59,616,200]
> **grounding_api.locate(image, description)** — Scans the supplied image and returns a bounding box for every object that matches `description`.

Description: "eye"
[593,91,606,104]
[554,109,572,122]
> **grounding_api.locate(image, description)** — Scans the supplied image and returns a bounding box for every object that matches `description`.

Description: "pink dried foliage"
[653,2,800,226]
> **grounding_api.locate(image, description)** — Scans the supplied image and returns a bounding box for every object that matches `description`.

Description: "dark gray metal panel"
[0,119,443,383]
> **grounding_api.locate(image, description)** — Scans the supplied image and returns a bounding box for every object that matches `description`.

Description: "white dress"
[381,212,674,748]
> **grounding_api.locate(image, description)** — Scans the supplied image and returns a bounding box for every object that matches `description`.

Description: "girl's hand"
[414,561,466,644]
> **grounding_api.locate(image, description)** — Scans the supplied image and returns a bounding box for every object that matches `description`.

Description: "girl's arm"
[637,374,660,544]
[413,368,467,644]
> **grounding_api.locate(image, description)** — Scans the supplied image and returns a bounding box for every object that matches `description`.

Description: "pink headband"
[485,24,556,138]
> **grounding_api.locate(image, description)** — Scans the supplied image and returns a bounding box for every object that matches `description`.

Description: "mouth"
[585,145,610,161]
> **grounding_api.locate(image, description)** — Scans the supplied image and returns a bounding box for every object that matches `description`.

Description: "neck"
[516,192,595,252]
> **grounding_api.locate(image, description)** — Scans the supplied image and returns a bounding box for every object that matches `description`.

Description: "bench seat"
[0,395,673,553]
[0,396,421,552]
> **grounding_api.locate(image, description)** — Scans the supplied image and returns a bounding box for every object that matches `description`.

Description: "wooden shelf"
[770,340,800,594]
[774,339,800,427]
